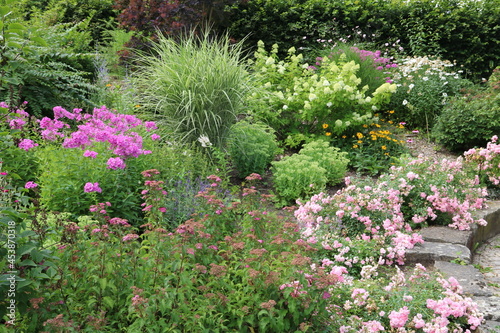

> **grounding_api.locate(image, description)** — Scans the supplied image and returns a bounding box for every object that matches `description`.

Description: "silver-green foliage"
[134,29,250,148]
[228,121,280,178]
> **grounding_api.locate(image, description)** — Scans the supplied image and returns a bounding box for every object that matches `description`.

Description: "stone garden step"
[403,200,500,332]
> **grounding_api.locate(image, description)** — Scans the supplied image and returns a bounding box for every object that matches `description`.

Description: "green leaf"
[19,259,37,267]
[31,36,47,47]
[99,278,107,290]
[16,244,36,257]
[8,23,25,30]
[0,6,11,17]
[103,296,114,309]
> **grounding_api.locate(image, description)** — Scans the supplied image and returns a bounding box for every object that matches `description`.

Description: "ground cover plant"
[1,5,500,331]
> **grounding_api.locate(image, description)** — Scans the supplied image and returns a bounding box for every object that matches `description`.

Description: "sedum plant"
[272,139,349,204]
[227,120,280,178]
[298,139,349,185]
[133,28,251,148]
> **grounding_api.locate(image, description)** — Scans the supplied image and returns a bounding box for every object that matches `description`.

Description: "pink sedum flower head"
[84,182,102,193]
[122,233,139,242]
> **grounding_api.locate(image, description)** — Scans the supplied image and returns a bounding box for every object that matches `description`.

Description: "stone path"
[405,201,500,333]
[474,236,500,332]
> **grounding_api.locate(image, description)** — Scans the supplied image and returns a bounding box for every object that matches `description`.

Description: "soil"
[402,132,459,161]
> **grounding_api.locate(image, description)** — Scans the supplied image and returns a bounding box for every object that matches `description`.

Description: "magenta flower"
[9,118,26,129]
[84,182,102,193]
[107,157,126,170]
[18,139,39,151]
[83,150,98,158]
[24,181,38,189]
[150,133,161,141]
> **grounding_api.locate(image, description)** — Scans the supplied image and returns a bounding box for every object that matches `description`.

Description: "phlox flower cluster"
[37,106,159,169]
[4,102,30,130]
[349,47,398,71]
[18,138,38,151]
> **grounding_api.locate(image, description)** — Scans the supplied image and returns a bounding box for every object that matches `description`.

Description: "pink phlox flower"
[24,181,38,189]
[53,106,76,120]
[144,121,158,131]
[150,133,161,141]
[9,117,26,129]
[18,139,38,151]
[84,182,102,193]
[83,150,98,158]
[107,157,126,170]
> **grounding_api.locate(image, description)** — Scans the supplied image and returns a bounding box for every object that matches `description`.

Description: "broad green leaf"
[99,278,107,290]
[31,36,47,47]
[16,244,36,257]
[103,296,114,309]
[8,23,25,31]
[0,6,11,17]
[19,259,37,267]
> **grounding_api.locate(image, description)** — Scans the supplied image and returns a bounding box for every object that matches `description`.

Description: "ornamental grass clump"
[133,29,250,148]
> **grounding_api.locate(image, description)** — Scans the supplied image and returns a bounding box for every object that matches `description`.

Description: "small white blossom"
[197,135,212,148]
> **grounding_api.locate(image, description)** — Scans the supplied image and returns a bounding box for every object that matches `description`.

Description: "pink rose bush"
[464,135,500,187]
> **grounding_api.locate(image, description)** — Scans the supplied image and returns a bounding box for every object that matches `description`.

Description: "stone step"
[405,242,471,265]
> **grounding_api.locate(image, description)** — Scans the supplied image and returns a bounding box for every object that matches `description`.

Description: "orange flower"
[322,123,329,129]
[325,132,331,136]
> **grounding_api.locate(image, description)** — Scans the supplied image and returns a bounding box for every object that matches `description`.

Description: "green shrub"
[272,154,327,205]
[0,4,98,117]
[432,91,500,153]
[226,0,500,82]
[13,0,117,47]
[331,119,408,176]
[272,140,349,204]
[246,41,396,143]
[133,29,251,148]
[298,139,349,185]
[386,56,473,131]
[228,121,280,178]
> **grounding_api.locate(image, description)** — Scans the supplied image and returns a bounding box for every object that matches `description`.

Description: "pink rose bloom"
[389,306,410,328]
